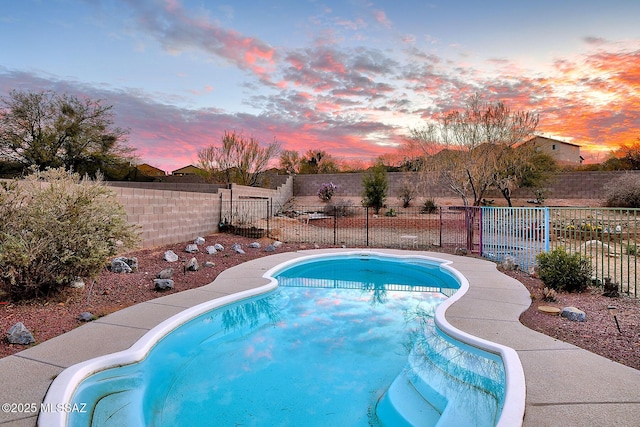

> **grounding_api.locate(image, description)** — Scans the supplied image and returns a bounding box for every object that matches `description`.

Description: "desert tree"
[410,94,539,206]
[298,150,340,174]
[279,149,301,174]
[494,145,557,206]
[197,130,280,186]
[0,90,133,177]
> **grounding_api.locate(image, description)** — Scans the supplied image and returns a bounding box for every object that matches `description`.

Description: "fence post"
[366,206,369,247]
[544,207,550,253]
[439,207,442,247]
[266,199,270,238]
[333,208,337,245]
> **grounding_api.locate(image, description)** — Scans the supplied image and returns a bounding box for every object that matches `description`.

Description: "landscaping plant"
[0,168,140,299]
[317,182,337,201]
[361,163,388,214]
[536,247,592,292]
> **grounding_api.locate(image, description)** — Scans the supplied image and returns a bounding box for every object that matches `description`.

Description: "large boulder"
[110,257,132,273]
[561,306,586,322]
[154,279,175,291]
[164,250,179,262]
[7,322,35,345]
[185,244,199,253]
[157,268,174,279]
[186,257,199,271]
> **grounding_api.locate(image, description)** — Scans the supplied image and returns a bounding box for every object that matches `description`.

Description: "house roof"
[136,163,166,176]
[171,164,204,175]
[523,135,581,148]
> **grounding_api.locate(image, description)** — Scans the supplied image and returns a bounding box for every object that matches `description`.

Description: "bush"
[0,168,140,299]
[398,181,416,208]
[317,182,337,201]
[323,199,355,217]
[361,164,388,214]
[421,198,438,214]
[536,247,592,292]
[604,174,640,207]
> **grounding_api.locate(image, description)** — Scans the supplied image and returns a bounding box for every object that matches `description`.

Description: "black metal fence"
[219,200,639,297]
[219,200,480,252]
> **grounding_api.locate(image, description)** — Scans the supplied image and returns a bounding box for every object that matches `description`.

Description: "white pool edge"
[39,250,525,427]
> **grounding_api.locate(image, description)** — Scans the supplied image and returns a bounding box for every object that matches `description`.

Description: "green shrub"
[361,164,388,214]
[421,198,438,214]
[536,247,592,292]
[384,208,397,217]
[0,168,140,299]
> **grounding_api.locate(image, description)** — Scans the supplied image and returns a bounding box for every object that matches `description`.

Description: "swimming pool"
[40,251,525,426]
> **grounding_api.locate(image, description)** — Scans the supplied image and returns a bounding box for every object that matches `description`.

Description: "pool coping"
[2,249,640,426]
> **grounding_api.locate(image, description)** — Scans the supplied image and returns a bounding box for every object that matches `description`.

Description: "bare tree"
[197,130,280,186]
[411,94,539,206]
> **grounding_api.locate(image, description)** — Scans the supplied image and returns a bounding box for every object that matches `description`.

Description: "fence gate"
[439,207,482,254]
[481,207,549,271]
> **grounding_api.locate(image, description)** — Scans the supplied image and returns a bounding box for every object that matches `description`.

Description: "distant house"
[522,136,583,166]
[171,165,204,176]
[136,163,166,177]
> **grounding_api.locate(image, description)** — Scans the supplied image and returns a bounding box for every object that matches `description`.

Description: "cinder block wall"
[111,186,220,249]
[112,175,294,248]
[293,171,640,200]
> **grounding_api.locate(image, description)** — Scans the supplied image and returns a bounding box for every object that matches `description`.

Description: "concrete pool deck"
[1,249,639,426]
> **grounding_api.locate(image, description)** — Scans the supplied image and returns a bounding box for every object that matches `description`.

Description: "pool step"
[376,372,443,426]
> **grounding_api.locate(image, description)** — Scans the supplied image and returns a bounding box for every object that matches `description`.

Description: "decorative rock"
[249,242,261,249]
[204,261,216,268]
[185,244,199,253]
[194,236,206,245]
[69,277,85,289]
[186,257,199,271]
[164,250,179,262]
[127,257,139,272]
[205,246,217,255]
[501,255,518,271]
[78,312,94,322]
[454,247,468,256]
[7,322,35,345]
[110,258,132,274]
[561,306,586,322]
[272,241,283,248]
[111,256,138,273]
[231,243,245,254]
[154,279,175,291]
[264,244,276,252]
[157,268,174,279]
[213,243,224,251]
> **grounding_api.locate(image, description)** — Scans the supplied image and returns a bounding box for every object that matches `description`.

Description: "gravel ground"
[1,233,638,372]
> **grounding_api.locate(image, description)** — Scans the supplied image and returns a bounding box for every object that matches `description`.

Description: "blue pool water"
[66,254,506,426]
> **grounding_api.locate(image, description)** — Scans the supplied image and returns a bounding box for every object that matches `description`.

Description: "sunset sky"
[1,0,639,173]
